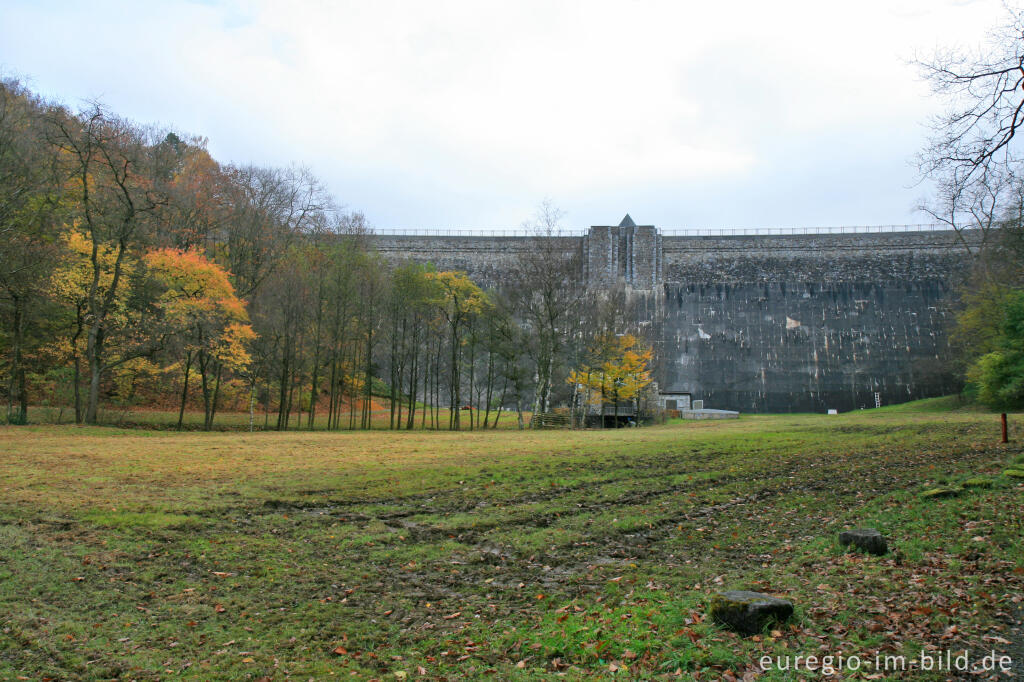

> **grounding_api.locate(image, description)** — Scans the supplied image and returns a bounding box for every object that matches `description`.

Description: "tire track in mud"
[226,442,1007,634]
[334,442,1005,609]
[256,449,746,514]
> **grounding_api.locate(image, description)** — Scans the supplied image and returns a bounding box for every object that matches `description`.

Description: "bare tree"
[221,164,329,298]
[507,199,584,419]
[916,10,1024,433]
[916,6,1024,251]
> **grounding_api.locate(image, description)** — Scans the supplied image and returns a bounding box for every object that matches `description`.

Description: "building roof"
[618,214,636,228]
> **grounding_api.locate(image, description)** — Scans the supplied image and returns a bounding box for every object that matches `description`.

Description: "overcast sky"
[0,0,1012,230]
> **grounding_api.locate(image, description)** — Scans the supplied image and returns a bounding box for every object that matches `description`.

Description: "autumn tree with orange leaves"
[145,248,254,430]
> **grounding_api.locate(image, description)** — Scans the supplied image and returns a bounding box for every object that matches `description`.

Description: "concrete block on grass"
[709,590,794,636]
[839,528,888,555]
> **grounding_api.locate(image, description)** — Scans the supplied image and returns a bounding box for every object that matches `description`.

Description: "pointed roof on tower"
[619,214,636,228]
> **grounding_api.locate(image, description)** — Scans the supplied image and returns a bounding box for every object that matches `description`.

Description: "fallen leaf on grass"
[983,635,1011,644]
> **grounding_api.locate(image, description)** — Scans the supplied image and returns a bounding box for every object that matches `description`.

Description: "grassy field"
[1,403,1022,680]
[16,404,529,431]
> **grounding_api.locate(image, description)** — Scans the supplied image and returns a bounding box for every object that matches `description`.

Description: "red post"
[1001,413,1008,444]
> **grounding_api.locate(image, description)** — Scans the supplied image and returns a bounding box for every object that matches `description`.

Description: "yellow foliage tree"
[144,247,254,430]
[425,271,490,430]
[567,334,653,424]
[49,228,138,422]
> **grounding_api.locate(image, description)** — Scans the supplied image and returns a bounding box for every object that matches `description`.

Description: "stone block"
[838,528,888,555]
[709,590,794,636]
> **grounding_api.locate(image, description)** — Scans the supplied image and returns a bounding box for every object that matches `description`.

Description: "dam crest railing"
[370,223,960,238]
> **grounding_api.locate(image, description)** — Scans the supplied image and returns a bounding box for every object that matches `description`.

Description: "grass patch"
[82,509,207,530]
[0,405,1021,679]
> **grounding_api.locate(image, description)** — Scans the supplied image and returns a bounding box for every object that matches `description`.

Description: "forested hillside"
[0,80,651,430]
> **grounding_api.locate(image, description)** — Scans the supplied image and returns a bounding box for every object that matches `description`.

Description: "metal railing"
[370,227,587,237]
[369,223,957,238]
[658,223,954,236]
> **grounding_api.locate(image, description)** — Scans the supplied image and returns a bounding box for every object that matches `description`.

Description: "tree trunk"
[492,374,508,428]
[348,345,359,430]
[420,339,429,430]
[395,340,404,429]
[392,347,400,429]
[613,388,619,428]
[433,338,439,429]
[16,365,27,425]
[264,363,272,429]
[276,340,290,431]
[407,337,419,430]
[248,378,256,432]
[308,357,320,430]
[530,345,553,426]
[285,366,297,431]
[206,361,222,430]
[6,296,25,424]
[436,336,442,430]
[430,338,437,429]
[177,350,193,431]
[73,352,82,424]
[85,323,105,425]
[531,365,543,422]
[482,349,494,429]
[199,353,211,429]
[467,330,476,431]
[362,326,373,430]
[389,317,400,430]
[450,321,460,431]
[308,286,325,431]
[599,372,607,429]
[542,352,554,414]
[327,357,337,430]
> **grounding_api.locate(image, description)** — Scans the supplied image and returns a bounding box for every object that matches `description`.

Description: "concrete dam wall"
[371,221,970,413]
